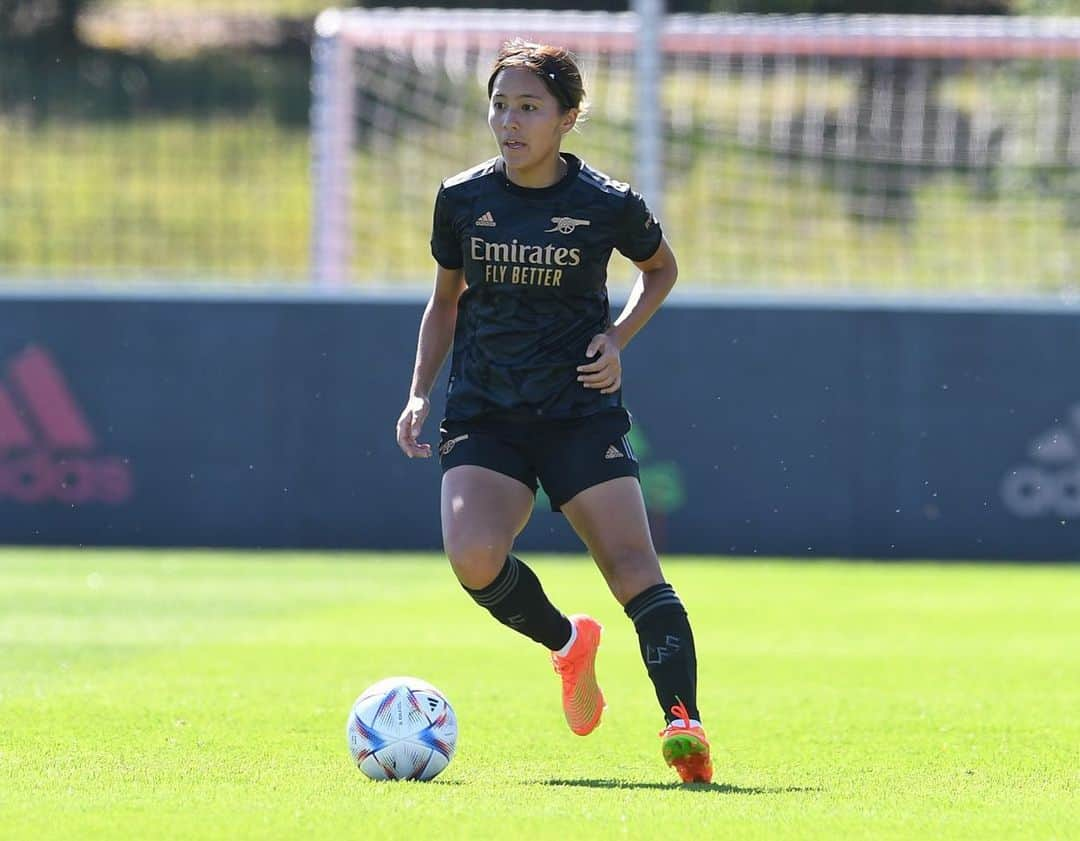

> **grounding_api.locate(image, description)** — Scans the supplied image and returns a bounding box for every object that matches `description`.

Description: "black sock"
[624,582,700,724]
[463,555,572,651]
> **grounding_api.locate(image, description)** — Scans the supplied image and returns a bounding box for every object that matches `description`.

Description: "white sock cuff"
[553,619,577,657]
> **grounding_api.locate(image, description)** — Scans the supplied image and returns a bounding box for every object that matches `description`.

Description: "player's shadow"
[541,779,820,794]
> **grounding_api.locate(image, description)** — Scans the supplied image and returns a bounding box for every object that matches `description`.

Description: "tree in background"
[0,0,90,51]
[0,0,310,124]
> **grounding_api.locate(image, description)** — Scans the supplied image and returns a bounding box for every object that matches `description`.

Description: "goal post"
[310,9,1080,294]
[310,6,655,290]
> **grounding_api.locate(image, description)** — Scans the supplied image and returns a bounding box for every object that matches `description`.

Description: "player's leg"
[539,410,710,778]
[560,477,711,781]
[540,410,702,722]
[559,477,701,720]
[441,463,572,651]
[440,435,604,736]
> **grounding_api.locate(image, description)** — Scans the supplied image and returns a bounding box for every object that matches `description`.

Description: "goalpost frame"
[309,8,1080,289]
[309,3,666,289]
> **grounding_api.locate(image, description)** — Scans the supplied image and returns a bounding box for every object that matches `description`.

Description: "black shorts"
[438,408,640,511]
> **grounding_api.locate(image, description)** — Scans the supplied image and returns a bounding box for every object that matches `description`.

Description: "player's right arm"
[396,264,466,458]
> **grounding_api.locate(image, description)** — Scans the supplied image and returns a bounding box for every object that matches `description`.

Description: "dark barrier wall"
[1,293,1077,560]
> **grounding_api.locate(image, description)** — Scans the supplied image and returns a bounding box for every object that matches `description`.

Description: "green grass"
[1,549,1077,839]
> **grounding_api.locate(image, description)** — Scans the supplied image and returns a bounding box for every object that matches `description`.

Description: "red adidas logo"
[0,345,132,504]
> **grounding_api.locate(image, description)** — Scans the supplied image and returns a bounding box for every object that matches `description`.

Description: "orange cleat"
[550,614,605,736]
[659,702,712,783]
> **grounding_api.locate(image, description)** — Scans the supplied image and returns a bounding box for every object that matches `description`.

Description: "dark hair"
[486,39,587,115]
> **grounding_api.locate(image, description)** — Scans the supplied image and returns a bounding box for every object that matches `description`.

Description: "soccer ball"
[345,676,458,781]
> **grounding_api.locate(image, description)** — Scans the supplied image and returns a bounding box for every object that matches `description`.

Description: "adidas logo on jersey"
[604,444,624,460]
[475,211,496,227]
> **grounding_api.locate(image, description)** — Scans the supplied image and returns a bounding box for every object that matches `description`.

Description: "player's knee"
[443,530,512,589]
[598,546,663,605]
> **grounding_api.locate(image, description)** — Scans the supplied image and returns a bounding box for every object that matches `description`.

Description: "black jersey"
[430,154,662,422]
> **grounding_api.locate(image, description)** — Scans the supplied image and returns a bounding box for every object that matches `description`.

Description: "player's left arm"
[578,237,677,394]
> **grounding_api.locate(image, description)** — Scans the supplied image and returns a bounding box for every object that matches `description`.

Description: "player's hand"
[396,395,432,458]
[577,333,622,395]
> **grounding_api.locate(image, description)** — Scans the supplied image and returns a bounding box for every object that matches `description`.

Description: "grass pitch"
[1,549,1077,840]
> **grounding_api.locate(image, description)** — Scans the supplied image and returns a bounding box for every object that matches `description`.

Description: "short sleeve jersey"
[430,154,662,422]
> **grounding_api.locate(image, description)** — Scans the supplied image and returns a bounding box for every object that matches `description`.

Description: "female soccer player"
[395,39,710,784]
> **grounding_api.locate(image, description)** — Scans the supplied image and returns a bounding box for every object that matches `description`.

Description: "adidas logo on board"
[1000,402,1080,519]
[0,345,133,505]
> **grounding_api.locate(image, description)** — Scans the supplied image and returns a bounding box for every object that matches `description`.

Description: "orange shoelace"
[659,701,695,735]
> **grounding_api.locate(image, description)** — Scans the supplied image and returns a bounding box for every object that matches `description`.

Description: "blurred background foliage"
[2,0,1078,286]
[0,1,1050,129]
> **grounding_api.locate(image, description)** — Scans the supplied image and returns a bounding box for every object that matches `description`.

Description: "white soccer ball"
[345,676,458,781]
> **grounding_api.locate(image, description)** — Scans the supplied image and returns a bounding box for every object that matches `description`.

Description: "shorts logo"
[439,433,469,457]
[546,217,590,234]
[604,444,624,460]
[475,211,496,228]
